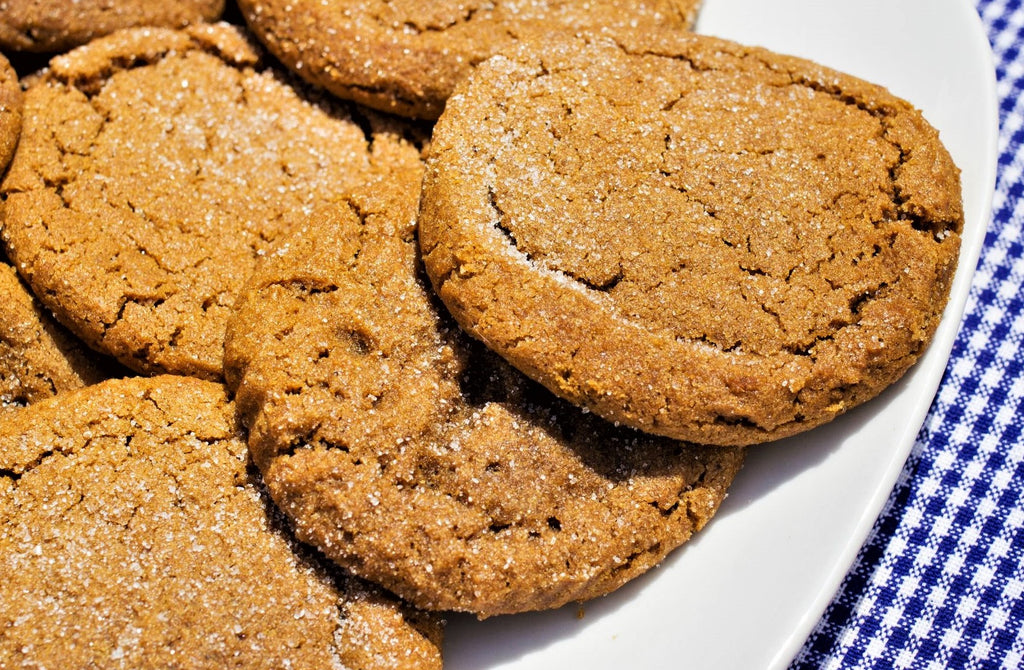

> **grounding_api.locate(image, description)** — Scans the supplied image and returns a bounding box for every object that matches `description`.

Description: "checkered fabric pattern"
[791,1,1024,668]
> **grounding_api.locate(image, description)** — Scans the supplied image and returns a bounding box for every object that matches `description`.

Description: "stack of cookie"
[0,1,963,667]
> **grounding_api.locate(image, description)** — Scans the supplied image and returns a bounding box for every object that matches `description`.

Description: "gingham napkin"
[792,1,1024,667]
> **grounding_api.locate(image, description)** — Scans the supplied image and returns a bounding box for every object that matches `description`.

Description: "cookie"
[0,0,225,53]
[0,375,443,669]
[0,51,21,173]
[0,262,112,411]
[1,23,427,380]
[419,30,964,447]
[223,187,744,617]
[236,0,704,119]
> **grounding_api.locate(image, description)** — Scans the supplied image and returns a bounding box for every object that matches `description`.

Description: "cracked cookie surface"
[0,262,111,412]
[1,23,428,380]
[224,181,744,617]
[0,0,225,53]
[237,0,703,120]
[419,30,964,447]
[0,375,443,669]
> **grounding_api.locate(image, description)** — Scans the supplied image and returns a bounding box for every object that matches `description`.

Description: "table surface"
[790,1,1024,668]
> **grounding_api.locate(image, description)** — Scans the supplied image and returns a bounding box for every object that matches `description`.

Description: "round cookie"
[419,30,964,447]
[0,0,225,53]
[0,375,443,669]
[223,183,745,616]
[0,262,111,411]
[0,51,21,173]
[1,23,427,380]
[236,0,704,120]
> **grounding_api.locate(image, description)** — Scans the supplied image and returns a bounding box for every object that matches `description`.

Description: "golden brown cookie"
[419,30,964,447]
[0,0,225,53]
[1,23,427,380]
[0,51,21,173]
[0,262,111,411]
[0,375,443,669]
[224,182,744,617]
[236,0,704,119]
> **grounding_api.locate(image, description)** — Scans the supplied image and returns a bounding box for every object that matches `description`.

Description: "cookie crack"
[488,186,627,292]
[382,3,487,35]
[850,282,891,316]
[650,51,933,237]
[106,294,165,330]
[775,72,949,238]
[51,34,260,97]
[778,279,894,358]
[683,495,707,531]
[0,467,24,483]
[783,334,833,358]
[650,499,680,517]
[0,446,56,483]
[691,333,742,354]
[0,393,28,411]
[569,267,623,292]
[487,186,530,265]
[885,144,958,241]
[269,280,342,298]
[778,72,891,119]
[607,545,656,579]
[606,37,720,75]
[710,413,761,430]
[278,429,350,461]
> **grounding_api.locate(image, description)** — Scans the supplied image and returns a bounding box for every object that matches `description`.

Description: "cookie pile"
[0,1,962,667]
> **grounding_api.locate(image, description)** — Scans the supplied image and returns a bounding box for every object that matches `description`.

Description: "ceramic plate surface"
[443,0,999,667]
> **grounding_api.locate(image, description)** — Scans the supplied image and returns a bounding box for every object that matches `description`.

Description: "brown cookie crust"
[1,23,427,380]
[0,51,21,174]
[419,30,964,447]
[0,375,442,669]
[0,0,225,53]
[237,0,703,120]
[224,184,744,617]
[0,262,110,411]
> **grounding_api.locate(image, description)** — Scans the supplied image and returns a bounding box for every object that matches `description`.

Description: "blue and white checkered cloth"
[792,1,1024,667]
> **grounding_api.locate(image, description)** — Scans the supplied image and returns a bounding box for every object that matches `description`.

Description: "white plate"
[442,0,999,668]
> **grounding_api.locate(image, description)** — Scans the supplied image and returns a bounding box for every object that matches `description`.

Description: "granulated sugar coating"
[224,172,744,617]
[0,262,111,412]
[0,0,225,53]
[1,23,428,380]
[0,375,443,669]
[236,0,704,120]
[419,30,964,447]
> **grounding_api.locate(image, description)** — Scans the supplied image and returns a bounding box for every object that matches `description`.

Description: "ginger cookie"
[0,0,225,53]
[1,23,427,380]
[0,51,21,173]
[223,185,744,617]
[236,0,704,120]
[0,375,443,669]
[0,262,111,411]
[419,30,964,447]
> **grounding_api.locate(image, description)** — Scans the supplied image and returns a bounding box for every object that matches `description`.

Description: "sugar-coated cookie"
[224,187,744,617]
[0,375,442,669]
[2,23,427,380]
[0,0,225,53]
[237,0,704,119]
[419,30,963,446]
